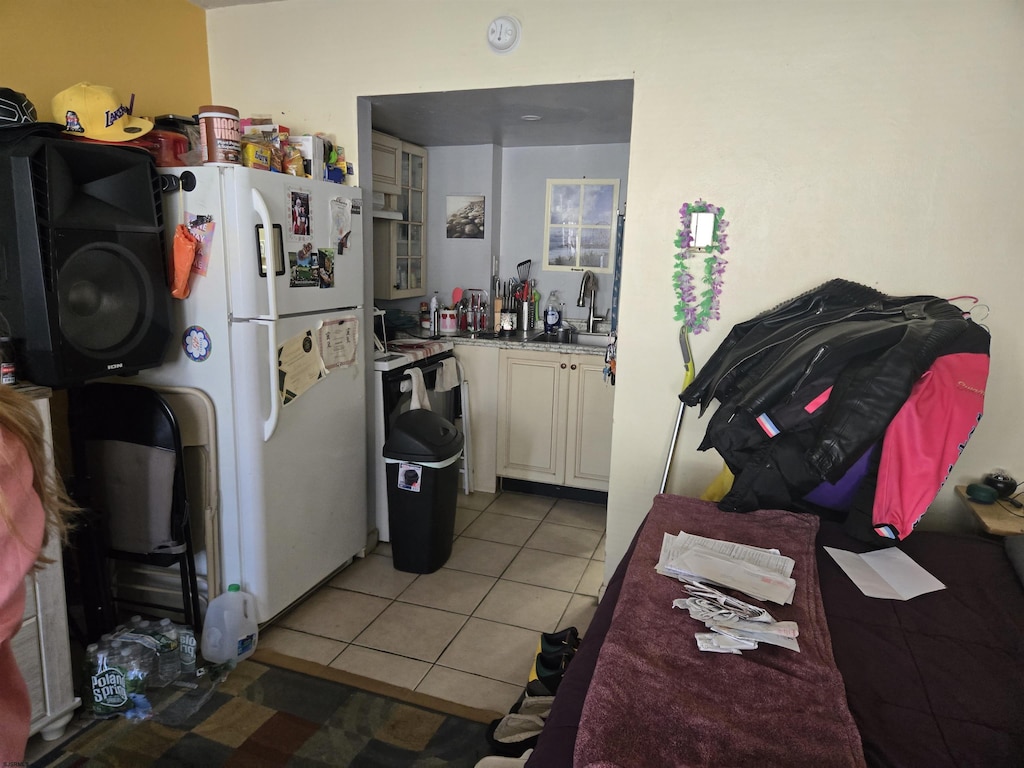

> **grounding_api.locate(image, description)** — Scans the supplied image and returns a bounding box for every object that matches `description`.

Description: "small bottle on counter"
[429,292,440,335]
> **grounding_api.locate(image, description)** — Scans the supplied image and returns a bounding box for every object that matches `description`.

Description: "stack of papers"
[657,531,797,604]
[672,581,801,654]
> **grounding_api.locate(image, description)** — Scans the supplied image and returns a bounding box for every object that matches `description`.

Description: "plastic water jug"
[201,584,259,664]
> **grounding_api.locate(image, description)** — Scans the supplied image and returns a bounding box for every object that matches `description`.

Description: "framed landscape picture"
[543,179,619,272]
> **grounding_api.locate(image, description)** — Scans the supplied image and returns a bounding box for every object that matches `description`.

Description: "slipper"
[516,694,555,719]
[485,713,545,757]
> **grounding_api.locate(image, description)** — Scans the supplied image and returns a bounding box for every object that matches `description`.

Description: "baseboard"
[498,478,608,505]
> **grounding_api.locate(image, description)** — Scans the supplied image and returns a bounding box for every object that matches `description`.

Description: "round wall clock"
[487,15,521,54]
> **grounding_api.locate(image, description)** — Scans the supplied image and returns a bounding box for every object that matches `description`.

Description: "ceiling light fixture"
[520,114,542,121]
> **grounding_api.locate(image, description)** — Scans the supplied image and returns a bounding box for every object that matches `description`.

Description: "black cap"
[0,87,64,141]
[0,88,37,126]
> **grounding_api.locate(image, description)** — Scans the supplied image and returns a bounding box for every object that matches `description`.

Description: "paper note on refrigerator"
[317,317,358,370]
[278,329,326,405]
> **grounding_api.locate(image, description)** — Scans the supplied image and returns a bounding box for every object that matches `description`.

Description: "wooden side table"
[954,485,1024,537]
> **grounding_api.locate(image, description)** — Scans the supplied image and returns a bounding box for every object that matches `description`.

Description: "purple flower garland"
[673,200,729,333]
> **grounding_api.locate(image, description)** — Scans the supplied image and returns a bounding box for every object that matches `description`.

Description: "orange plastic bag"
[170,224,199,299]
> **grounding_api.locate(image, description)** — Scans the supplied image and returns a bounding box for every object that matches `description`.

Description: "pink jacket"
[0,425,45,762]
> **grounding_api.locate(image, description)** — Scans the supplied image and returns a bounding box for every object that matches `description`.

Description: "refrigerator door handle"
[252,318,281,442]
[252,188,279,322]
[251,188,281,441]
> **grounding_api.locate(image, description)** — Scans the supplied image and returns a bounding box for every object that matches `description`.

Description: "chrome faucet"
[576,270,605,333]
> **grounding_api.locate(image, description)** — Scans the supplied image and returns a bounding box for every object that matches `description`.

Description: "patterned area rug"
[32,649,501,767]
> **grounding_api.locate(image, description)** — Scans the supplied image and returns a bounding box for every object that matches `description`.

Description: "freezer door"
[221,167,364,319]
[228,311,367,622]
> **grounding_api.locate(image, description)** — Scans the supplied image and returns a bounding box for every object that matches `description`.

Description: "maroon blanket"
[573,495,865,768]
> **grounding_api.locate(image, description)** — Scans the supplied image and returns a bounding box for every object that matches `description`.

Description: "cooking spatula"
[517,259,532,282]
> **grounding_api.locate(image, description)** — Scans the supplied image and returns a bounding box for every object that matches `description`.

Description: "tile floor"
[258,489,606,715]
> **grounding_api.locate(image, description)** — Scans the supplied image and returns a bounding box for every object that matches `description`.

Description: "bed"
[526,494,1024,767]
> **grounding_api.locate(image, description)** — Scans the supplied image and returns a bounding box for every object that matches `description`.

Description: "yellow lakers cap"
[51,82,153,142]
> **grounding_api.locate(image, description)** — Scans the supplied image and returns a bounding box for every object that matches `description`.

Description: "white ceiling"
[367,81,634,148]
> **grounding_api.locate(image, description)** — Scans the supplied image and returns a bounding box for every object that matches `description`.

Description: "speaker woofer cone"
[57,241,153,356]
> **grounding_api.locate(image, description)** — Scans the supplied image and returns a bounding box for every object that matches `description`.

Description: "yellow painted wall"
[0,0,210,122]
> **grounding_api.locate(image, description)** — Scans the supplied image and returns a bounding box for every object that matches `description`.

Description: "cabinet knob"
[571,364,577,370]
[560,363,566,369]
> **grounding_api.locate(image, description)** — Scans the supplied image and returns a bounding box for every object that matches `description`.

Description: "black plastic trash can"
[383,409,465,574]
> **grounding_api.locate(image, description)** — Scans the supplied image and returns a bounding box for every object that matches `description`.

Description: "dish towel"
[401,367,431,411]
[434,358,460,393]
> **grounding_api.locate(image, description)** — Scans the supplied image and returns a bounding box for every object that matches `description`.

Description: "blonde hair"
[0,385,77,568]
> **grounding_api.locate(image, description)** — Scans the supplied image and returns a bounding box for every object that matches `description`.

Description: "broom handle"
[660,327,695,494]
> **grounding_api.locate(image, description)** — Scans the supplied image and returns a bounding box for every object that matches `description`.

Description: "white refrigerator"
[132,165,367,623]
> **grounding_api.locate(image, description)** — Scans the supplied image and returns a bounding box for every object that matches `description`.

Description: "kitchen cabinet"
[371,130,402,196]
[372,138,427,300]
[13,387,81,742]
[497,348,614,491]
[453,343,500,494]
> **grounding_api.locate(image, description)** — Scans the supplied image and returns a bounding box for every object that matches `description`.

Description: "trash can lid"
[383,409,464,462]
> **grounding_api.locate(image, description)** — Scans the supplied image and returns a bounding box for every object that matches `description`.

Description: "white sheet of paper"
[317,317,358,370]
[824,546,945,600]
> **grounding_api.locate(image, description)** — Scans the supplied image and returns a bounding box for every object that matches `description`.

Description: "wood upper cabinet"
[497,348,614,491]
[371,130,402,196]
[372,134,427,300]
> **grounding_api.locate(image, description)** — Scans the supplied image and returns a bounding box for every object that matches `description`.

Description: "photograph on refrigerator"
[185,212,215,276]
[289,242,318,287]
[289,188,311,238]
[317,248,334,288]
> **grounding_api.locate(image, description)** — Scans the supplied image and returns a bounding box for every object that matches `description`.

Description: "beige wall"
[206,0,1024,579]
[9,0,1020,582]
[0,0,210,122]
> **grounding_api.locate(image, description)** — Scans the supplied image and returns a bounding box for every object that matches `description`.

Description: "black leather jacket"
[682,279,985,511]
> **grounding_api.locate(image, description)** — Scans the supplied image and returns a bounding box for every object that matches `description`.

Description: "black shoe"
[537,626,579,656]
[538,648,575,670]
[527,649,571,696]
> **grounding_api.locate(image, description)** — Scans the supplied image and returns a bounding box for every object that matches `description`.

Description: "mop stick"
[660,325,695,494]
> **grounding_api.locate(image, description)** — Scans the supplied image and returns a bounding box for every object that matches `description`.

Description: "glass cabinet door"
[372,138,427,301]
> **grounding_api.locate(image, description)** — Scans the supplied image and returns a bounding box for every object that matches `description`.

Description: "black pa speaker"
[0,137,172,387]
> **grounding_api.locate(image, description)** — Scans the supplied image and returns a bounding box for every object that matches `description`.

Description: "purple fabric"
[816,522,1024,767]
[572,495,865,768]
[804,444,875,510]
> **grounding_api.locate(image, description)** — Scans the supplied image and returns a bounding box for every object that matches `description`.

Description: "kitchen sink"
[529,330,611,348]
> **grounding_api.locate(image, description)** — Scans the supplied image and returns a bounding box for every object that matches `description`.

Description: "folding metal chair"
[70,383,202,633]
